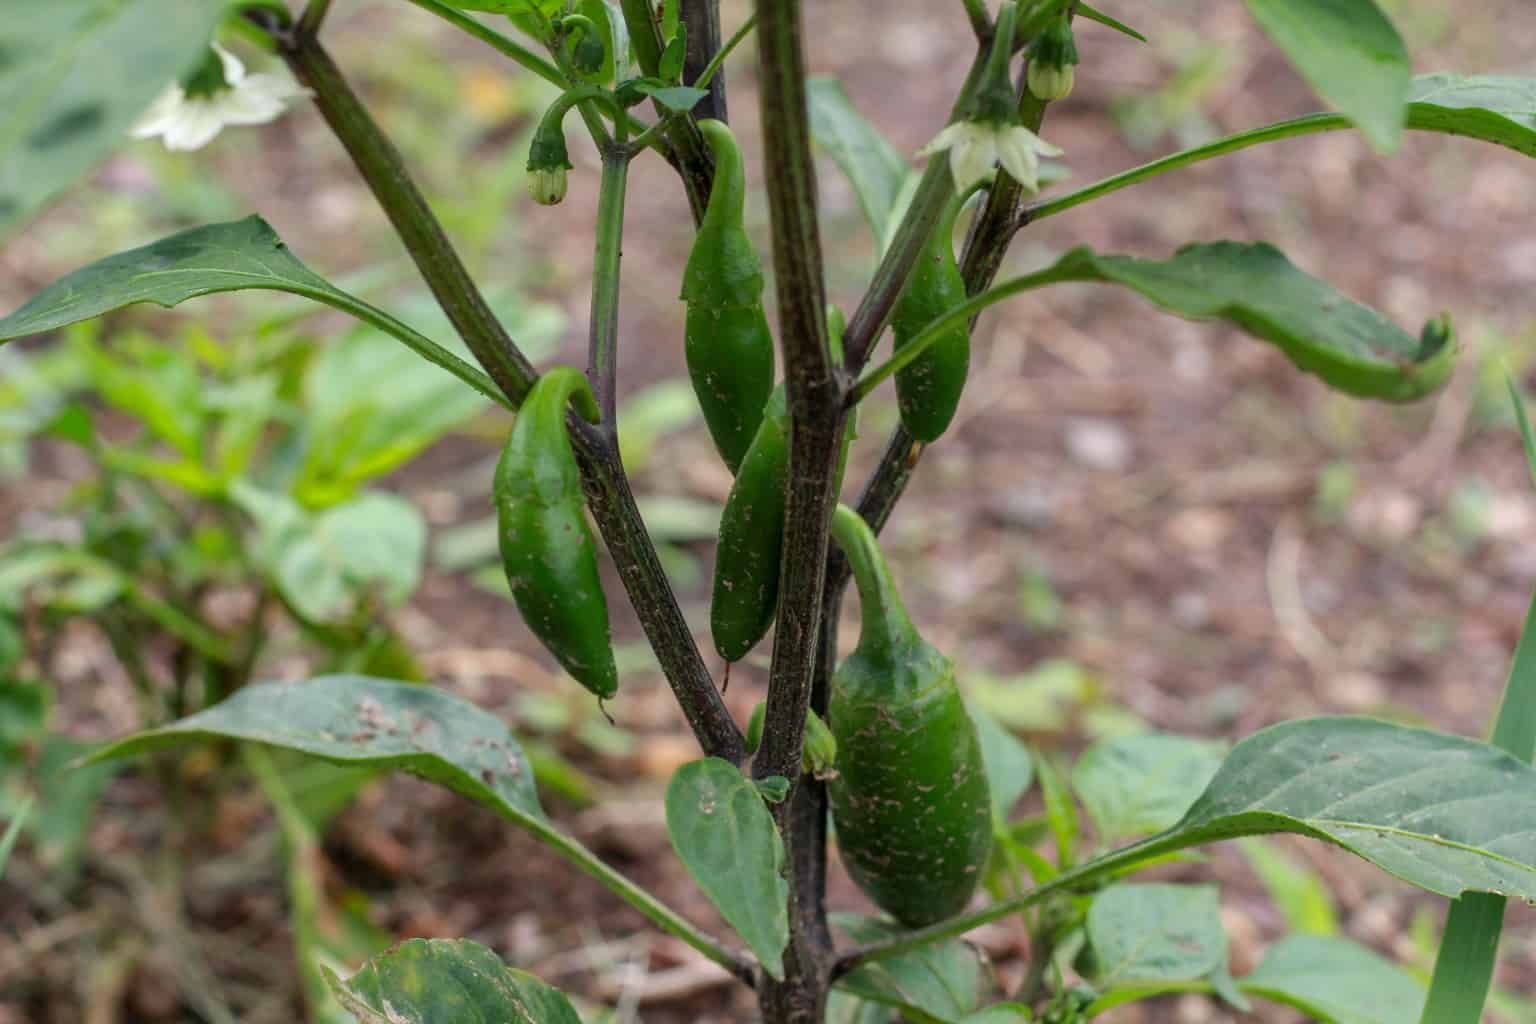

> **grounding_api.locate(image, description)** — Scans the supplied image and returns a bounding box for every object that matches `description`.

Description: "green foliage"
[665,758,790,979]
[1070,733,1224,844]
[835,914,985,1023]
[1244,934,1426,1023]
[1083,883,1232,996]
[1242,0,1410,152]
[806,78,912,245]
[326,938,583,1024]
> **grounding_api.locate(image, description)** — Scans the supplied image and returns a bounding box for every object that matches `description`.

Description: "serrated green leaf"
[665,758,789,979]
[1072,733,1224,843]
[1244,934,1425,1024]
[326,938,581,1024]
[1243,0,1409,152]
[0,0,226,241]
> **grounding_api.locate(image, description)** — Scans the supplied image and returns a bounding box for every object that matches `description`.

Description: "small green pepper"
[890,192,970,443]
[495,367,617,699]
[827,504,992,927]
[682,119,776,474]
[710,384,789,662]
[745,702,839,780]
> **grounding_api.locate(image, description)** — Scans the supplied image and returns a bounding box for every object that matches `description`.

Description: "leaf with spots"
[87,676,546,825]
[0,0,225,241]
[325,938,582,1024]
[665,758,789,979]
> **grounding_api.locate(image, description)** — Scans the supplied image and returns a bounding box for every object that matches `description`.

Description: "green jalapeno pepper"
[494,367,617,699]
[827,504,992,927]
[682,119,776,474]
[890,193,970,443]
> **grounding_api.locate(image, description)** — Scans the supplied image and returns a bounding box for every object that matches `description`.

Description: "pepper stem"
[829,504,919,659]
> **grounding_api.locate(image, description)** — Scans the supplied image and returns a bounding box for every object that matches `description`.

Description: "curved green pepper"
[495,367,617,699]
[890,194,970,443]
[827,504,992,926]
[682,119,776,474]
[710,383,790,662]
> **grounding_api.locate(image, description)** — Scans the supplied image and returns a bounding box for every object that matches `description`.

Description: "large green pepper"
[890,194,970,443]
[710,383,789,662]
[682,119,776,474]
[495,367,617,699]
[827,504,992,927]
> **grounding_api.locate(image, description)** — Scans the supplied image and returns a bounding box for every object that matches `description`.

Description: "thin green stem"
[850,261,1083,403]
[296,0,332,37]
[694,12,756,91]
[288,285,512,409]
[398,0,655,143]
[1022,113,1351,225]
[835,833,1174,976]
[521,814,755,982]
[961,0,992,39]
[588,153,630,425]
[620,0,716,219]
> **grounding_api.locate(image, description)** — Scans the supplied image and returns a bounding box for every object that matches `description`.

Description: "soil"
[3,1,1536,1021]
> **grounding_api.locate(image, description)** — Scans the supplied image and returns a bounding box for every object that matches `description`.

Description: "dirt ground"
[4,0,1536,1020]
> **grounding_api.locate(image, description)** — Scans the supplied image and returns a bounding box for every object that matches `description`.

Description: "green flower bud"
[528,166,569,206]
[1027,60,1075,100]
[1026,14,1079,100]
[572,30,606,77]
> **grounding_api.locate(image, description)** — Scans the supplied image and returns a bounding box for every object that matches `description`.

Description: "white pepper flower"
[131,44,309,152]
[918,120,1063,193]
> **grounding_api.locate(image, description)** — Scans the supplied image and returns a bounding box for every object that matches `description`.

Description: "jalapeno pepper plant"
[6,0,1536,1022]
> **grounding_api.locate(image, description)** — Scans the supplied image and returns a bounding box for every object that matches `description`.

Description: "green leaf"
[1075,3,1147,43]
[1406,75,1536,159]
[807,78,912,243]
[0,681,48,757]
[1243,0,1409,152]
[958,1005,1033,1022]
[1036,754,1078,868]
[827,991,894,1024]
[835,914,984,1023]
[29,735,117,876]
[1243,934,1425,1024]
[0,0,225,241]
[0,217,507,406]
[1087,884,1229,989]
[86,676,547,826]
[1143,717,1536,902]
[234,486,426,623]
[1071,733,1224,843]
[967,702,1033,824]
[647,84,710,113]
[666,758,788,979]
[326,938,582,1024]
[1054,242,1456,402]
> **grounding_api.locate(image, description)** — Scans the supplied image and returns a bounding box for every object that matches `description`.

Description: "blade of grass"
[1417,370,1536,1023]
[0,797,33,878]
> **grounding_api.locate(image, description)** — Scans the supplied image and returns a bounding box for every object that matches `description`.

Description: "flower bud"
[528,166,569,206]
[1027,60,1075,101]
[1026,15,1080,101]
[572,31,606,77]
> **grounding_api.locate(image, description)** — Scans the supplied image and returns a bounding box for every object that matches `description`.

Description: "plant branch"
[682,0,727,121]
[695,13,756,91]
[297,0,333,38]
[264,20,539,404]
[256,11,743,763]
[961,0,992,41]
[850,259,1081,402]
[588,152,629,426]
[1020,112,1356,227]
[619,0,715,221]
[840,47,990,372]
